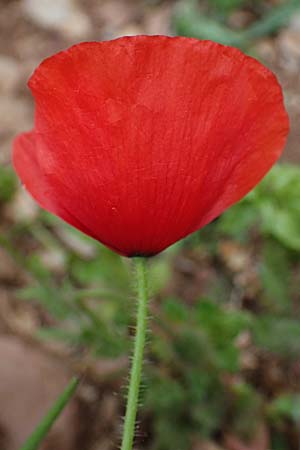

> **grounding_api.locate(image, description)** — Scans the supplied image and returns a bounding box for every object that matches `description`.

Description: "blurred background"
[0,0,300,449]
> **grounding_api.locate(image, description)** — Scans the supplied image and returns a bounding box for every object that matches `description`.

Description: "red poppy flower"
[13,36,289,257]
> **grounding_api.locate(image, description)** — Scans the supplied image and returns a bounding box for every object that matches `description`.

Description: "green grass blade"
[20,377,79,450]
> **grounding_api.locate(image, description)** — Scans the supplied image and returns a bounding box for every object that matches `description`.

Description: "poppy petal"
[13,36,289,256]
[13,131,120,251]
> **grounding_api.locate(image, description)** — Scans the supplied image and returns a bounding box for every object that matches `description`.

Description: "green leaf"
[17,285,70,319]
[148,258,171,295]
[207,0,246,15]
[230,382,262,438]
[174,0,300,49]
[245,0,300,41]
[217,199,258,241]
[0,166,17,203]
[218,163,300,251]
[70,248,130,290]
[260,240,292,313]
[263,208,300,251]
[20,377,79,450]
[37,327,80,345]
[174,0,246,47]
[269,393,300,424]
[252,316,300,359]
[162,297,189,323]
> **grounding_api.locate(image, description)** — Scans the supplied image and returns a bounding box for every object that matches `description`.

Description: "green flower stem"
[20,377,79,450]
[121,257,149,450]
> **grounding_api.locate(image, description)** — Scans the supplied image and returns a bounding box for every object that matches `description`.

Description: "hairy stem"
[121,257,149,450]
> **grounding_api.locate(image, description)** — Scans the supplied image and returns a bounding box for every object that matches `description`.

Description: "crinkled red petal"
[13,36,289,256]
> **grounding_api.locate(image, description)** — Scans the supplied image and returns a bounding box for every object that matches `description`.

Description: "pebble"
[0,247,19,282]
[99,0,138,29]
[39,247,66,273]
[277,29,300,73]
[56,225,97,259]
[255,38,277,64]
[4,188,39,223]
[115,24,144,39]
[0,56,21,94]
[228,10,255,29]
[0,96,32,163]
[22,0,91,39]
[143,4,171,35]
[0,96,32,134]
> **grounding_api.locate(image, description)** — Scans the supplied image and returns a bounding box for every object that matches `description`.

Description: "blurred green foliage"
[269,394,300,425]
[1,162,300,450]
[218,164,300,250]
[145,298,259,449]
[0,165,17,203]
[208,0,246,15]
[173,0,300,49]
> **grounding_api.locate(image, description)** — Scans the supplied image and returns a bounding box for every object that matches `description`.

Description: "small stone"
[143,5,171,35]
[255,38,277,64]
[277,29,300,73]
[0,95,32,162]
[4,187,39,223]
[0,247,19,282]
[228,10,254,29]
[219,241,251,273]
[39,248,66,273]
[235,331,252,349]
[0,56,21,94]
[115,24,144,39]
[22,0,91,39]
[97,395,118,426]
[99,0,138,29]
[192,440,225,450]
[0,96,32,134]
[290,13,300,32]
[55,225,97,259]
[23,0,70,29]
[60,9,91,39]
